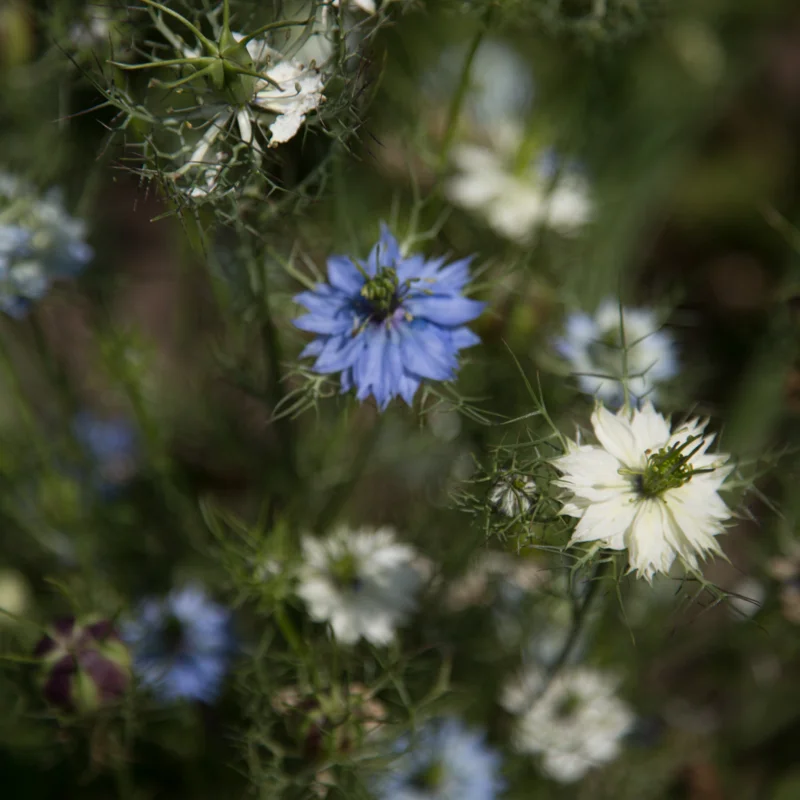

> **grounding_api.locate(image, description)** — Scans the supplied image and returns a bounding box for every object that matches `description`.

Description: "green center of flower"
[360,267,400,319]
[410,760,445,791]
[554,691,582,719]
[634,435,709,497]
[331,553,363,592]
[162,615,186,654]
[512,475,529,492]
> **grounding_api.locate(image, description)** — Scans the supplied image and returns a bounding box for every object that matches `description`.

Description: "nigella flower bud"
[33,617,131,713]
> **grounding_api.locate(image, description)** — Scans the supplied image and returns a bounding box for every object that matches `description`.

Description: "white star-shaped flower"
[552,402,733,581]
[447,131,591,243]
[555,300,678,405]
[503,666,633,783]
[297,526,423,645]
[178,35,325,194]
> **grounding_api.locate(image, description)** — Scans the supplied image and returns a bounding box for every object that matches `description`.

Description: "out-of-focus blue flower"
[375,717,504,800]
[294,225,484,410]
[554,299,677,405]
[123,586,234,703]
[73,412,139,492]
[0,176,93,318]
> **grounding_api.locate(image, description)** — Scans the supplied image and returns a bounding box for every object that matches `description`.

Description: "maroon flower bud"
[34,616,131,713]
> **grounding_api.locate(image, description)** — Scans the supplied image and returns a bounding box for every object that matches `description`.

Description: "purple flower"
[294,225,485,410]
[34,617,131,713]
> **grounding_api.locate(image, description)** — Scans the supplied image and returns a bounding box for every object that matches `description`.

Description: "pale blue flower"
[0,180,93,318]
[555,300,677,405]
[294,226,484,410]
[123,586,234,703]
[73,412,139,492]
[376,717,504,800]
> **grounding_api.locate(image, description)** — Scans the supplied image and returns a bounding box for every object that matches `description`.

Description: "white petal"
[591,405,643,468]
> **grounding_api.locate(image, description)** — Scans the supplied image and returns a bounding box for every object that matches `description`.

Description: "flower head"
[503,666,632,783]
[73,412,139,491]
[297,526,423,645]
[0,177,92,317]
[552,402,733,581]
[488,473,537,518]
[34,617,131,713]
[555,300,677,405]
[446,131,591,243]
[294,225,484,410]
[123,586,234,703]
[175,32,325,196]
[375,717,504,800]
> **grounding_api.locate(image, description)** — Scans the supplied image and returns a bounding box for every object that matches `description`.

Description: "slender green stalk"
[312,412,385,531]
[436,4,494,173]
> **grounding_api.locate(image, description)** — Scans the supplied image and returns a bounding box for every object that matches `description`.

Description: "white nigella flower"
[446,131,591,243]
[297,526,424,645]
[502,666,633,783]
[488,473,537,518]
[176,33,325,194]
[552,402,733,581]
[555,300,677,405]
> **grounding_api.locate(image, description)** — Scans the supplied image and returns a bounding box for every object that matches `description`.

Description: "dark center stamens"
[360,266,400,321]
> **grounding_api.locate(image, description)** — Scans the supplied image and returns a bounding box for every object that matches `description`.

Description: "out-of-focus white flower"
[0,569,30,624]
[488,473,537,518]
[297,526,424,645]
[555,300,678,405]
[552,402,733,581]
[502,666,633,783]
[447,134,591,243]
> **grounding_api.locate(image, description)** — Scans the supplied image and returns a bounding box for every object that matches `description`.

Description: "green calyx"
[635,434,707,497]
[215,28,257,104]
[554,691,582,719]
[331,553,362,591]
[410,761,445,791]
[360,267,400,316]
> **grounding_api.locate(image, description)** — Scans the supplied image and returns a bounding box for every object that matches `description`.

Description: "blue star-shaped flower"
[375,717,504,800]
[123,586,234,704]
[293,226,485,410]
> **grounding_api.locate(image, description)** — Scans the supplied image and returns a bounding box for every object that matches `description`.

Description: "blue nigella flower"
[375,717,504,800]
[293,226,485,409]
[73,412,139,494]
[123,586,234,703]
[0,180,93,319]
[554,299,677,406]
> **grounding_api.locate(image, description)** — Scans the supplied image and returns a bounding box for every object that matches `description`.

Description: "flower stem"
[540,559,609,693]
[436,4,494,173]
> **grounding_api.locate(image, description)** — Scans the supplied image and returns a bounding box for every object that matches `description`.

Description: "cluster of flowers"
[0,173,92,317]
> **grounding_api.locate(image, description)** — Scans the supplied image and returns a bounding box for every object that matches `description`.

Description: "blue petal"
[378,223,401,265]
[299,338,325,359]
[294,312,353,335]
[293,287,347,315]
[357,326,390,408]
[406,296,485,327]
[327,255,364,294]
[399,323,456,381]
[313,333,366,373]
[451,326,481,350]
